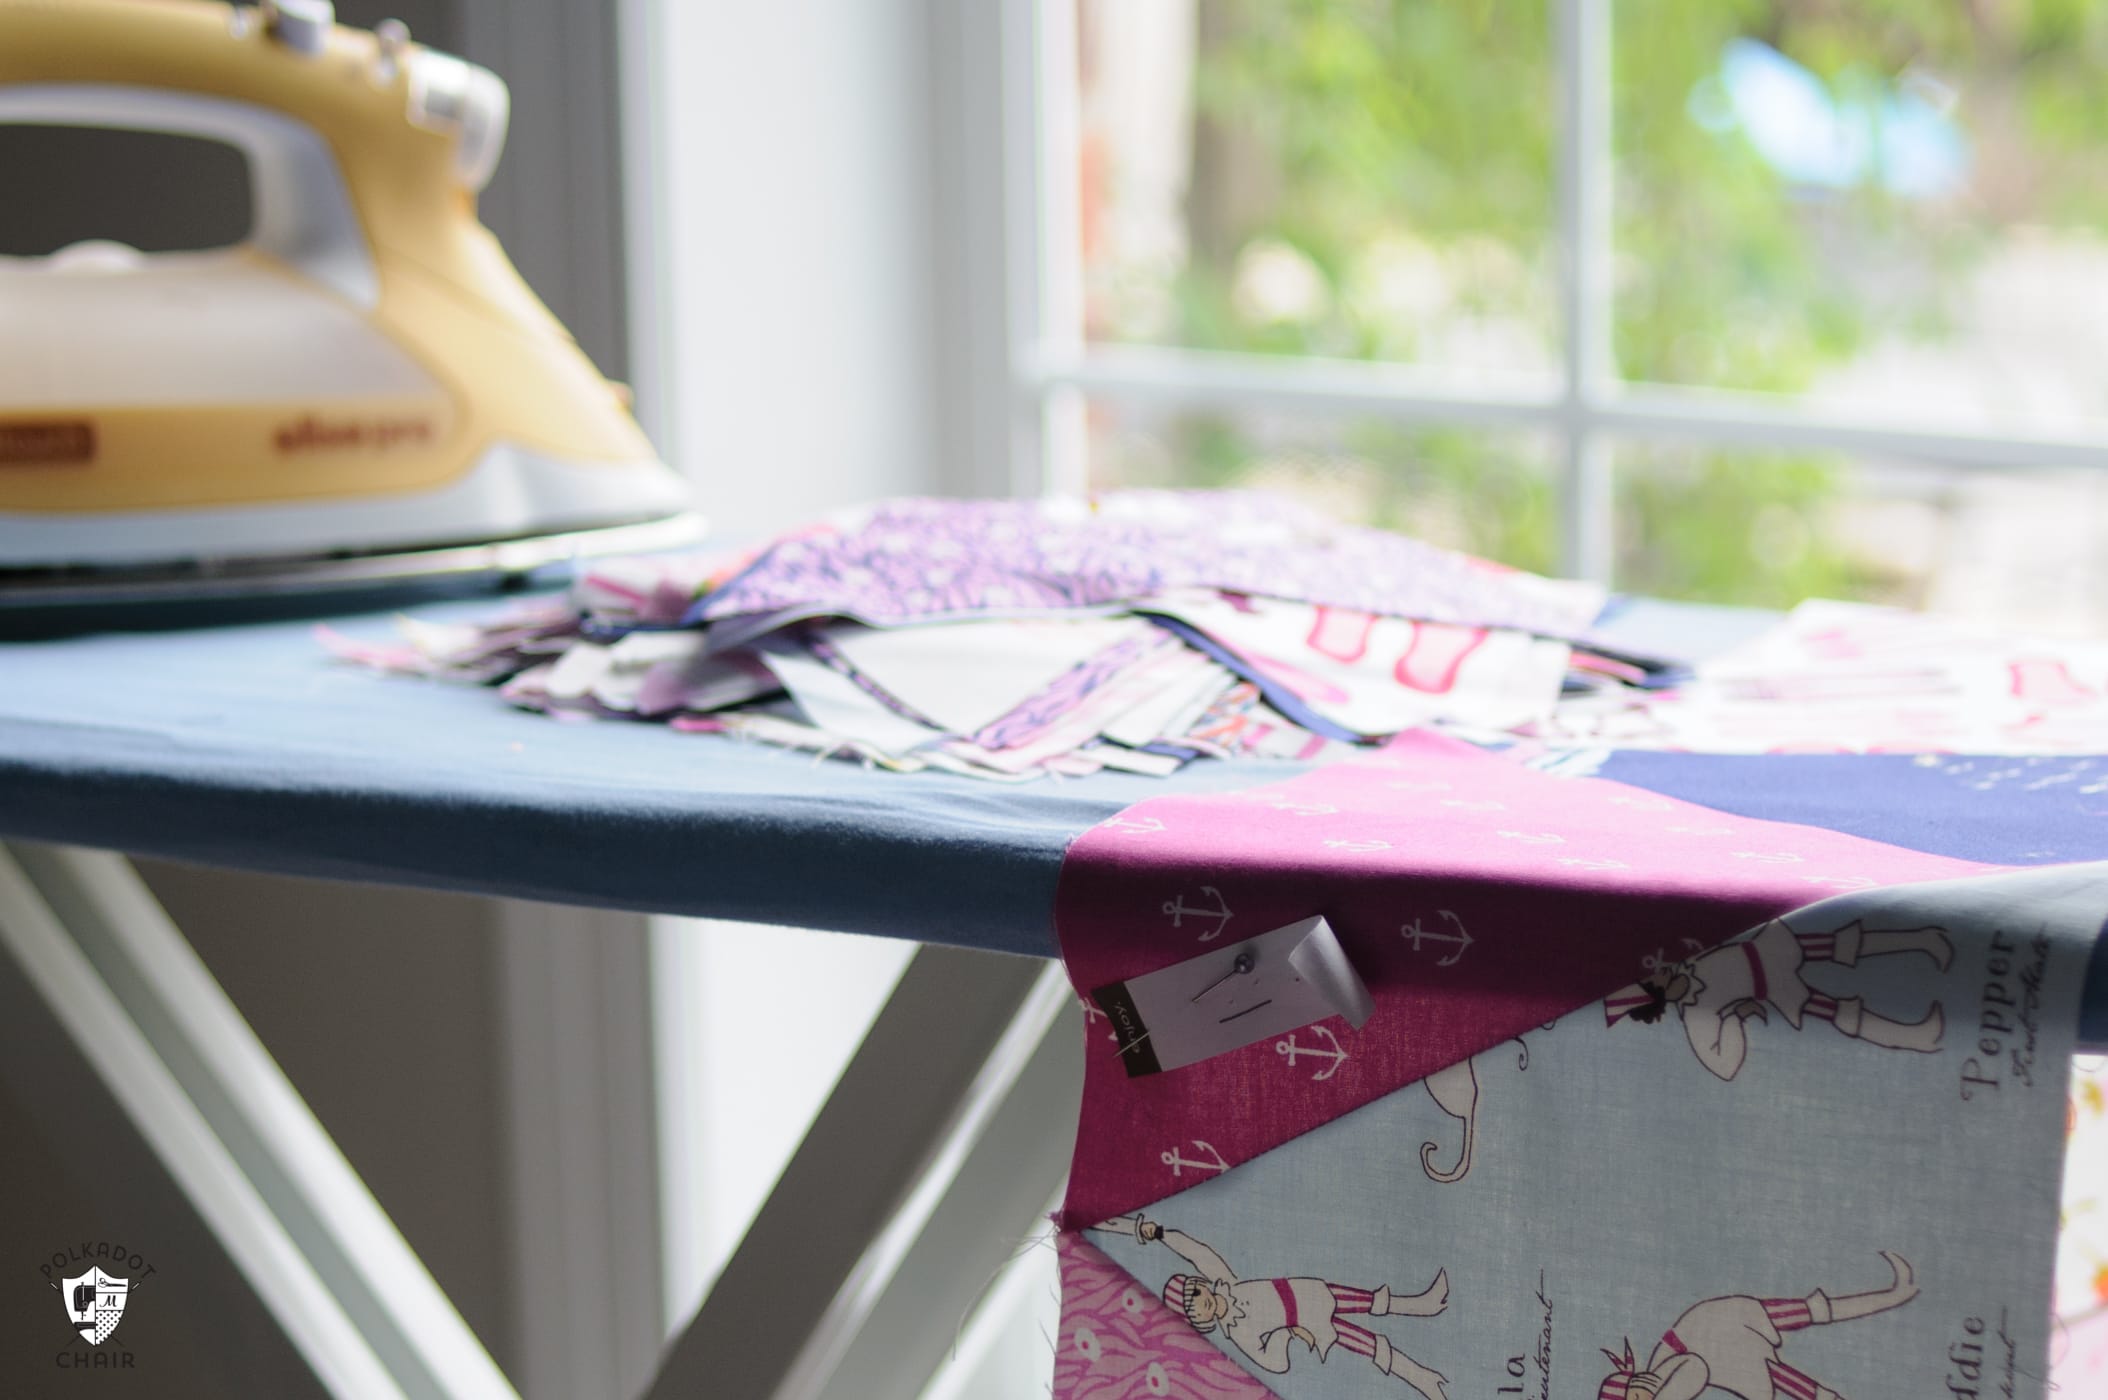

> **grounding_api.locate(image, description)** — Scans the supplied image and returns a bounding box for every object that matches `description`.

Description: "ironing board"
[2,594,2105,1400]
[12,596,2104,960]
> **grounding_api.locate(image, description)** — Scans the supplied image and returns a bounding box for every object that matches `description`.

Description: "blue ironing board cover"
[2,595,2102,1038]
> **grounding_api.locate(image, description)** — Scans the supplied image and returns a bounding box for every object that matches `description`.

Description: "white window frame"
[1006,0,2108,584]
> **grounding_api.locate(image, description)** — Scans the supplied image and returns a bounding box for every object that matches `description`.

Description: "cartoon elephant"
[1419,1059,1478,1183]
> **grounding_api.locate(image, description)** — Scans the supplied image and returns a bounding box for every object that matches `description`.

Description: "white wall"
[655,919,915,1330]
[639,1,999,1333]
[653,1,958,532]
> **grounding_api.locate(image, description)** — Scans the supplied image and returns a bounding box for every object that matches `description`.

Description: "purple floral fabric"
[696,493,1603,640]
[1054,1231,1276,1400]
[971,631,1180,752]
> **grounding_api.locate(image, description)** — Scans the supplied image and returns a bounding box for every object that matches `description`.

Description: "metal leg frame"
[644,946,1083,1400]
[0,839,1089,1400]
[0,842,518,1400]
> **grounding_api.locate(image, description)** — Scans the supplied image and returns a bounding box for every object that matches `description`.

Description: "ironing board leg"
[642,946,1082,1400]
[0,842,518,1400]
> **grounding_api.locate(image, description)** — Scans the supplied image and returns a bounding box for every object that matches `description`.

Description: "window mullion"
[1022,0,1089,496]
[1557,0,1616,582]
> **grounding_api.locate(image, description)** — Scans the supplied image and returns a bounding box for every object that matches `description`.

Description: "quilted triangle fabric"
[1051,734,2105,1400]
[1054,1230,1280,1399]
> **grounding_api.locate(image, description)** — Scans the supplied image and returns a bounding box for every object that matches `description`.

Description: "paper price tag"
[1090,915,1372,1076]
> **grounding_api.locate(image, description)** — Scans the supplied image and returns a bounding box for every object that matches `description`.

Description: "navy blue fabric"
[1595,752,2108,868]
[0,599,1286,955]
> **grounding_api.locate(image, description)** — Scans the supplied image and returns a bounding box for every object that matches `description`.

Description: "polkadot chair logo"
[40,1243,156,1370]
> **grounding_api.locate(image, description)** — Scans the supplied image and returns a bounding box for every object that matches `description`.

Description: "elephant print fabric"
[1415,1060,1478,1183]
[1050,736,2108,1400]
[1093,1215,1451,1399]
[1596,1253,1919,1400]
[1602,916,1952,1081]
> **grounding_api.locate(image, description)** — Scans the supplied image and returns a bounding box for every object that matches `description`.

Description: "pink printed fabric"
[1053,730,1997,1227]
[1054,1231,1279,1400]
[2056,1307,2108,1392]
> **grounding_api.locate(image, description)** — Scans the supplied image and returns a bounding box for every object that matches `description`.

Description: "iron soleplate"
[0,512,704,610]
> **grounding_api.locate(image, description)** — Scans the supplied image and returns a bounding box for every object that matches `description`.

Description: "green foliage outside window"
[1109,0,2108,604]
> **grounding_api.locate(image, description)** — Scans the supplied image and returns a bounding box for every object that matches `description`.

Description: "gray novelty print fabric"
[1084,864,2103,1400]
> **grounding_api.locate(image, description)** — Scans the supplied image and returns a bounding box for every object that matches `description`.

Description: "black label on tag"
[1091,979,1162,1077]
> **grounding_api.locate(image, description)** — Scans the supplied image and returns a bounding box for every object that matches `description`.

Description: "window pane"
[1076,0,1557,377]
[1614,442,2108,632]
[1086,399,1560,573]
[1615,2,2108,434]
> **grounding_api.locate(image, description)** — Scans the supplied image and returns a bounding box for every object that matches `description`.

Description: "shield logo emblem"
[57,1267,128,1345]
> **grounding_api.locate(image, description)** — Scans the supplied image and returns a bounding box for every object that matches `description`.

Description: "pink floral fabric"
[2054,1058,2108,1392]
[2056,1307,2108,1391]
[1054,1231,1278,1400]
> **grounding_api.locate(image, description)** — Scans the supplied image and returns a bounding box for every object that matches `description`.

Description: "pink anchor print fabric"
[1052,730,1995,1229]
[1054,1230,1281,1400]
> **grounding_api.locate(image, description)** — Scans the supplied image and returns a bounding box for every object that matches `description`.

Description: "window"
[1015,0,2108,631]
[628,6,2108,1396]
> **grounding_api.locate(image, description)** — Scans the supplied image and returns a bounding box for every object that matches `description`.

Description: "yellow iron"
[0,0,698,604]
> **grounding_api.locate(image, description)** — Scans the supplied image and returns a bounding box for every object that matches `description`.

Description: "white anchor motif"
[1401,909,1473,967]
[1160,1139,1230,1177]
[1101,814,1167,835]
[1798,874,1877,891]
[1732,850,1805,863]
[1496,829,1565,844]
[1323,838,1391,853]
[1556,856,1629,871]
[1162,886,1234,942]
[1268,799,1339,817]
[1077,998,1125,1044]
[1275,1025,1350,1081]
